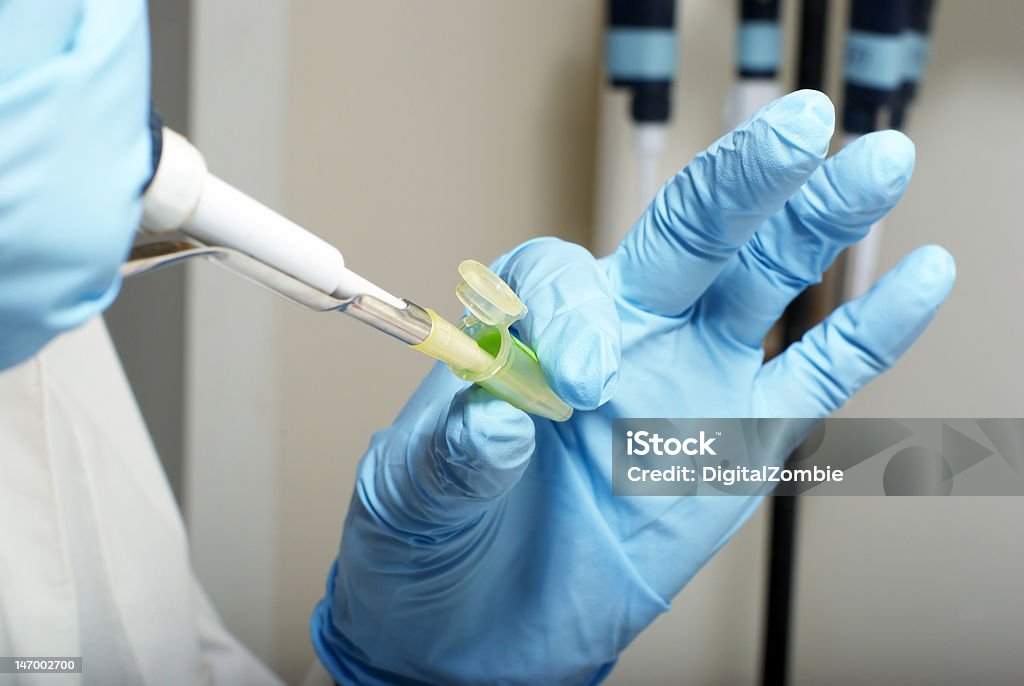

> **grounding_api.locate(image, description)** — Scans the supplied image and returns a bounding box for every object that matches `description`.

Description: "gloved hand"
[312,91,956,685]
[0,0,151,369]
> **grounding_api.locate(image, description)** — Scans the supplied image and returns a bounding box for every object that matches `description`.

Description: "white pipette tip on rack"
[633,123,667,208]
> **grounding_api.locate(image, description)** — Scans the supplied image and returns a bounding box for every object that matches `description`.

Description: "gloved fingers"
[754,246,955,417]
[432,385,536,503]
[700,131,915,348]
[363,383,536,538]
[493,238,621,410]
[605,90,834,317]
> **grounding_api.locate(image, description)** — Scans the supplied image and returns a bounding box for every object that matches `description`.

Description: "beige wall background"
[275,1,606,680]
[179,1,1024,683]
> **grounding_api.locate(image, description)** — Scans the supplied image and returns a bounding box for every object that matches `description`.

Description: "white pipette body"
[141,128,402,308]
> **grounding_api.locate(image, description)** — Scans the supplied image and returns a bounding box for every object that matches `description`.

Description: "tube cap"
[456,260,527,328]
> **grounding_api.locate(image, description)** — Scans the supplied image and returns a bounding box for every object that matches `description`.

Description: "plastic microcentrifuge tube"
[410,260,573,422]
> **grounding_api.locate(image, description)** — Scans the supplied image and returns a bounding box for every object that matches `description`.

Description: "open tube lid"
[455,260,527,327]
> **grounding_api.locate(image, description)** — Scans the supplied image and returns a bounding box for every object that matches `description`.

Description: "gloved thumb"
[430,385,536,507]
[355,375,536,541]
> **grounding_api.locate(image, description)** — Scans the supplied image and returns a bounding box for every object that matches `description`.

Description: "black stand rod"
[761,2,829,685]
[762,494,799,686]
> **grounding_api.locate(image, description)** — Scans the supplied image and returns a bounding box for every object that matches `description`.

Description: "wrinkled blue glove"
[0,0,151,369]
[312,91,956,685]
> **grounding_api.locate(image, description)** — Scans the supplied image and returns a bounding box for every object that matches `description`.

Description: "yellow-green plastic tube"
[409,260,572,422]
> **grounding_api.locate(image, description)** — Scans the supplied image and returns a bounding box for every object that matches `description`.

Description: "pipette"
[133,121,571,421]
[600,0,678,256]
[840,0,914,299]
[724,0,784,132]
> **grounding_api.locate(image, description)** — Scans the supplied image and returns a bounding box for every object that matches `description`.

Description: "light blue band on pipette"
[844,31,903,90]
[902,31,931,82]
[605,28,677,80]
[738,21,781,73]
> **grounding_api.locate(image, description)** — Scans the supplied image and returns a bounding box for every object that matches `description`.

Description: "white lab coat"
[0,318,293,685]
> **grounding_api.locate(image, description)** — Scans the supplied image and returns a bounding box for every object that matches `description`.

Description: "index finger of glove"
[606,90,834,316]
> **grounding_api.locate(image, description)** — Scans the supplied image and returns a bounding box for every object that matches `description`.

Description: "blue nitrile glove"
[0,0,151,369]
[312,91,956,685]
